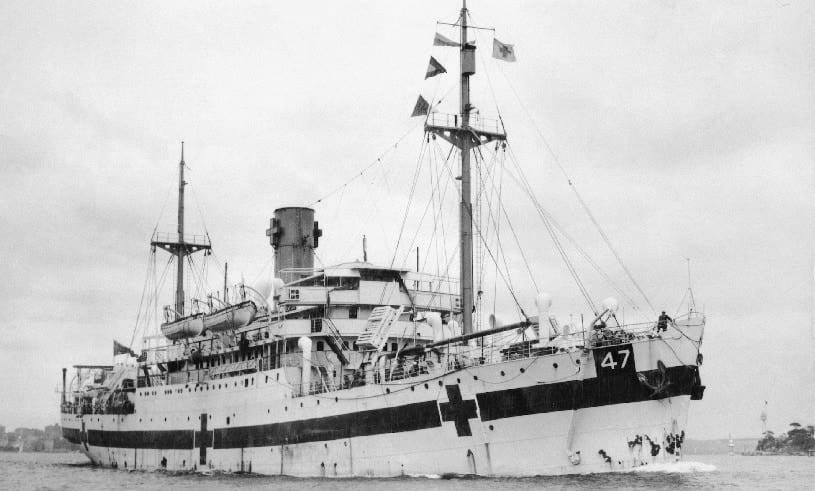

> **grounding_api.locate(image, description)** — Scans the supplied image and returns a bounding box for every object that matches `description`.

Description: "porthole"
[285,406,288,411]
[473,375,479,380]
[317,400,320,405]
[457,378,461,384]
[226,417,230,425]
[300,402,303,408]
[520,368,525,374]
[576,359,581,364]
[385,388,390,394]
[500,370,505,376]
[489,425,494,431]
[411,386,415,392]
[553,363,559,369]
[335,397,339,403]
[424,383,429,389]
[438,381,443,386]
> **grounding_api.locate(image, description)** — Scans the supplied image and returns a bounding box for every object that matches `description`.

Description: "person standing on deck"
[656,311,673,332]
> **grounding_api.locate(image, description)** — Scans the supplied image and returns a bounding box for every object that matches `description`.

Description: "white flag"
[433,32,460,47]
[492,38,517,62]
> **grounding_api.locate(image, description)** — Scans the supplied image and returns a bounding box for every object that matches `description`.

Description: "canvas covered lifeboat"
[202,300,257,334]
[161,313,204,340]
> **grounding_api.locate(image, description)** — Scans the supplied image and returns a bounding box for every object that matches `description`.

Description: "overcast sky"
[1,0,813,440]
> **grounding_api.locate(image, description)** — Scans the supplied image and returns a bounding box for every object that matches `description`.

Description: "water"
[1,452,813,490]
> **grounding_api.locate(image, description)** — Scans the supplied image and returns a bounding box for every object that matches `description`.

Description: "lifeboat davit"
[161,314,204,340]
[202,300,257,333]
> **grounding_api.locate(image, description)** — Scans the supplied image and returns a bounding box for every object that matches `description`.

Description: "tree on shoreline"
[756,423,815,453]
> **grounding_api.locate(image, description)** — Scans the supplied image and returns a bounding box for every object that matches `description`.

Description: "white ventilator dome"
[535,292,553,313]
[272,278,286,297]
[254,279,274,299]
[426,312,443,342]
[601,296,619,314]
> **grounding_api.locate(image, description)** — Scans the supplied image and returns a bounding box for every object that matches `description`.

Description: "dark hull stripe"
[214,400,440,448]
[62,427,81,444]
[87,429,193,449]
[477,365,699,421]
[64,365,700,451]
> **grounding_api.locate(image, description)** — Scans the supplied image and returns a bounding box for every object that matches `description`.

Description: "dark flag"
[113,340,136,357]
[425,56,447,79]
[411,95,430,117]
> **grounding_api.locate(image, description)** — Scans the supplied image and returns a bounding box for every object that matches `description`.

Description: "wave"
[632,461,717,473]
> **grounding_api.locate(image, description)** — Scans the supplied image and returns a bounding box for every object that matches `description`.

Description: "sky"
[0,0,813,440]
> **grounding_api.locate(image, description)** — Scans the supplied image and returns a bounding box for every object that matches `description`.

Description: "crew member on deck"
[657,311,672,332]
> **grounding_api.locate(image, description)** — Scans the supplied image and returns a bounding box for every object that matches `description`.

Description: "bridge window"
[289,289,300,300]
[311,318,323,333]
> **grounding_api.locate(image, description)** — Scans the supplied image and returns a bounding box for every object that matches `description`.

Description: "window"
[316,341,325,351]
[391,342,398,352]
[348,305,358,319]
[289,289,300,300]
[311,318,323,333]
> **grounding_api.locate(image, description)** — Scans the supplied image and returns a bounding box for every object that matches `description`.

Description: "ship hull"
[62,333,703,476]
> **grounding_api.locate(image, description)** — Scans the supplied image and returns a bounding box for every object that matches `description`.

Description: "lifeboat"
[160,314,204,340]
[203,300,257,333]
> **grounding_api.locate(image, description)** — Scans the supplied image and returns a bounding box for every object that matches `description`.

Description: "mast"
[151,142,211,321]
[459,1,474,335]
[176,142,186,317]
[425,1,506,336]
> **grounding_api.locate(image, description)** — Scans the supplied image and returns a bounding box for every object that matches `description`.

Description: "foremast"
[151,142,211,320]
[426,1,506,335]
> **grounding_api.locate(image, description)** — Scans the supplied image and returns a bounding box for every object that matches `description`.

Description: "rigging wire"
[307,121,424,208]
[389,134,430,268]
[492,59,656,315]
[502,144,643,313]
[503,141,598,315]
[436,139,529,319]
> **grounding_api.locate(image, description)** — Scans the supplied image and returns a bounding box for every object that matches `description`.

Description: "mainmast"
[176,142,186,316]
[426,1,506,335]
[458,1,475,336]
[151,142,211,321]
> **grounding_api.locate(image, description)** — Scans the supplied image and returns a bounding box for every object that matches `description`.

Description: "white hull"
[62,332,702,476]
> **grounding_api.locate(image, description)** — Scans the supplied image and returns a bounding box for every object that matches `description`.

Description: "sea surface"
[1,451,813,490]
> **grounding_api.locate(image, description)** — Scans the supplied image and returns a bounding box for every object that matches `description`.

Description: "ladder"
[356,306,405,351]
[321,318,350,365]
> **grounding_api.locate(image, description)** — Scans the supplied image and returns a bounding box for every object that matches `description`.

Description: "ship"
[60,2,706,476]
